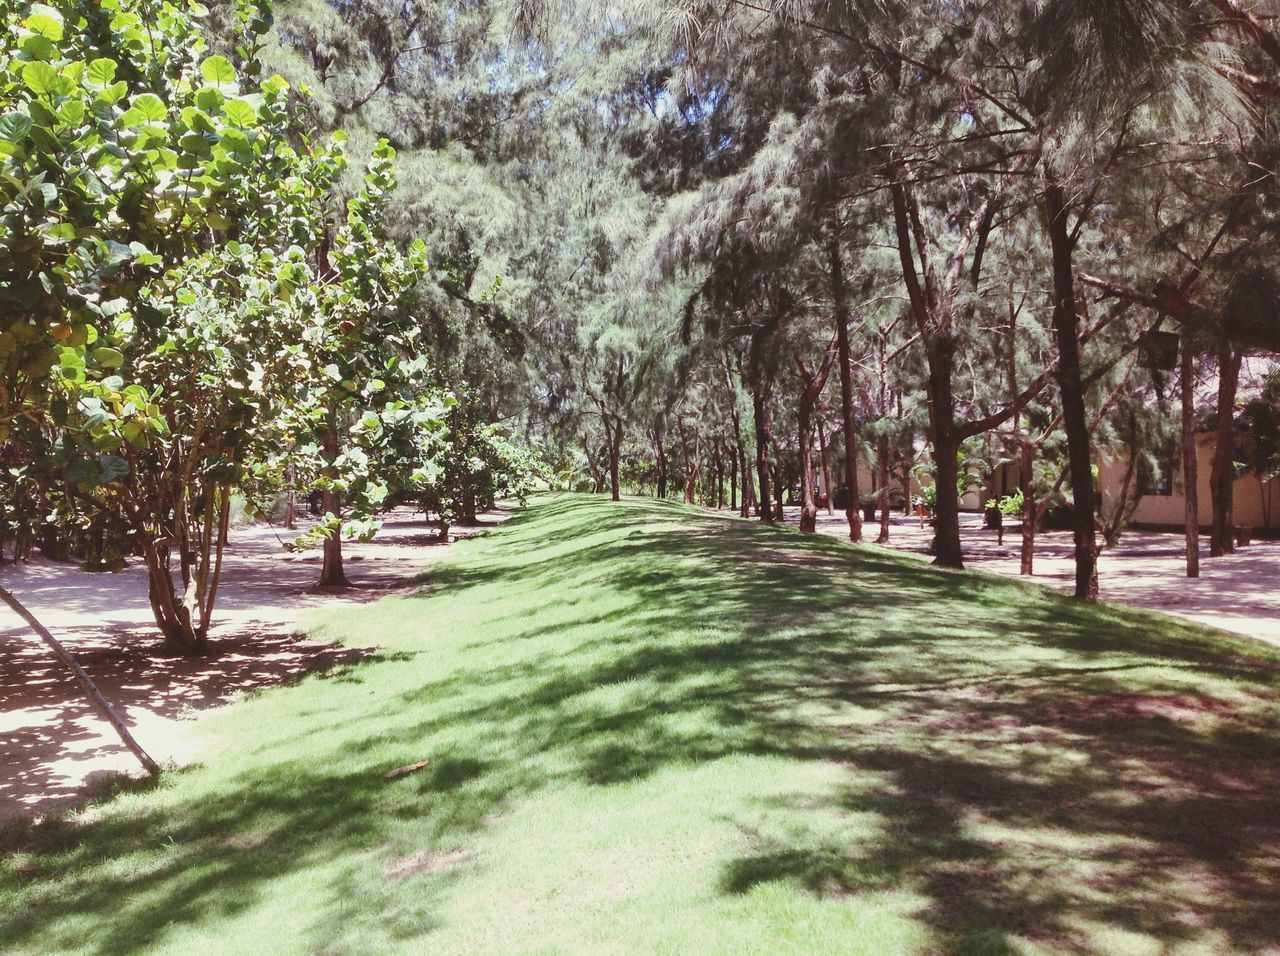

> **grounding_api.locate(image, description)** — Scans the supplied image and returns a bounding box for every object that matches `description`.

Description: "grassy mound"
[3,494,1279,954]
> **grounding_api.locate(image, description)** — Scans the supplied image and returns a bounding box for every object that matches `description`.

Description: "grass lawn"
[3,494,1279,955]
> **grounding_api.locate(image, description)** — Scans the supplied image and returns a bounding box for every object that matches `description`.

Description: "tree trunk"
[901,446,913,516]
[606,415,623,502]
[773,449,786,521]
[319,423,349,588]
[799,417,818,532]
[1210,348,1242,556]
[684,431,700,505]
[654,429,668,499]
[829,237,863,543]
[730,447,738,513]
[817,419,835,516]
[1019,439,1036,575]
[876,435,892,543]
[753,389,774,522]
[583,440,603,494]
[731,402,755,517]
[715,442,725,509]
[1045,181,1098,600]
[930,403,964,568]
[887,178,962,565]
[1181,342,1201,576]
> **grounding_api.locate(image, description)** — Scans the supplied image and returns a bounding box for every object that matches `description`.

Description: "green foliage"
[986,490,1024,517]
[0,0,283,434]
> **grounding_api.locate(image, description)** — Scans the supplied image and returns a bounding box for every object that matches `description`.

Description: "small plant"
[915,484,938,513]
[985,490,1024,517]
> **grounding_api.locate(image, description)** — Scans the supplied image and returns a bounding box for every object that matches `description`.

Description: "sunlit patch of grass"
[2,493,1279,954]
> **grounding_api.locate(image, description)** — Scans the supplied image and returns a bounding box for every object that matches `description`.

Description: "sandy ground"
[799,506,1280,645]
[0,508,506,822]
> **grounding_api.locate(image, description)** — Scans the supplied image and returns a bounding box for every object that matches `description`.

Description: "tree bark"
[928,395,964,568]
[799,420,818,531]
[683,430,700,505]
[1045,181,1098,600]
[772,448,786,522]
[829,237,863,542]
[753,389,774,522]
[887,179,965,566]
[798,339,839,533]
[731,400,755,517]
[583,439,604,494]
[876,434,892,543]
[654,427,668,499]
[715,441,725,508]
[1019,439,1036,575]
[729,447,738,512]
[1181,341,1201,576]
[1210,348,1242,556]
[319,422,348,588]
[817,418,835,516]
[605,414,622,502]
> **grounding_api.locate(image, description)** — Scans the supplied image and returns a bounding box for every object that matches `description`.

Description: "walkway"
[803,508,1280,646]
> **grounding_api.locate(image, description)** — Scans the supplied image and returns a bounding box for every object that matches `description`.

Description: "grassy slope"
[3,494,1279,955]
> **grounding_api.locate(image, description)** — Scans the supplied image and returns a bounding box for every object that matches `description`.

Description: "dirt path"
[0,508,506,822]
[802,508,1280,645]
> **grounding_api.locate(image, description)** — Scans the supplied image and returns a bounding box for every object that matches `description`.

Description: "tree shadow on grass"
[2,495,1278,954]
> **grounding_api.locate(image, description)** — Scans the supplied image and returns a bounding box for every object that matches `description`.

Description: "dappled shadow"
[2,494,1278,952]
[0,627,376,822]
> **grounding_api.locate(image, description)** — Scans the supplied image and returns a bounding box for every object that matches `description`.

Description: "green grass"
[4,493,1280,955]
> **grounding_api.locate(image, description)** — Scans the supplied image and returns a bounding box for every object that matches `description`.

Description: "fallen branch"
[384,759,430,780]
[0,584,160,777]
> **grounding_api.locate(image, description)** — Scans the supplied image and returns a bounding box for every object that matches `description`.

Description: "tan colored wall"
[1101,433,1278,531]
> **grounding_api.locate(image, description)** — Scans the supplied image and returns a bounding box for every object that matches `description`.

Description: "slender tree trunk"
[817,419,835,516]
[1019,439,1036,575]
[654,428,668,499]
[829,237,863,542]
[715,442,725,509]
[740,436,756,517]
[1045,182,1098,600]
[1210,348,1242,556]
[284,463,297,531]
[730,449,738,512]
[798,341,838,533]
[731,403,755,517]
[1181,342,1201,576]
[606,415,622,502]
[684,431,700,505]
[753,389,774,522]
[583,440,603,494]
[876,435,892,543]
[901,446,913,516]
[319,420,349,588]
[772,448,786,521]
[799,417,818,532]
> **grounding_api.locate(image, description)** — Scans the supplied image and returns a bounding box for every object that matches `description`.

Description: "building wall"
[1099,432,1276,530]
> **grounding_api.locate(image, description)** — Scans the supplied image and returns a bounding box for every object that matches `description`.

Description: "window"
[1138,456,1177,497]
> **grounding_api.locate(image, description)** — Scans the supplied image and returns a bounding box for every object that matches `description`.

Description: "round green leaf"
[200,56,236,86]
[92,346,124,368]
[222,98,257,127]
[24,5,65,40]
[86,58,118,87]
